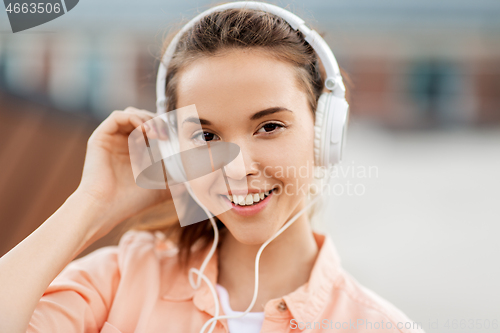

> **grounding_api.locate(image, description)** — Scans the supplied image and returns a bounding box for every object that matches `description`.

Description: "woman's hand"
[76,107,172,239]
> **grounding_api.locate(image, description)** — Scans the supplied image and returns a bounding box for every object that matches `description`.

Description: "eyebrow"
[182,117,212,126]
[182,107,292,127]
[250,107,292,120]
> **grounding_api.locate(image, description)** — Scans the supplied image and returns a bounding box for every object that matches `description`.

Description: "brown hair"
[130,2,351,269]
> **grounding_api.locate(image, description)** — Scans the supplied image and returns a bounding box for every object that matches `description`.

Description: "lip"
[221,189,274,217]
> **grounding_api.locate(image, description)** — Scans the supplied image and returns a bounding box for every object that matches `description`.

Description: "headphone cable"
[184,180,325,333]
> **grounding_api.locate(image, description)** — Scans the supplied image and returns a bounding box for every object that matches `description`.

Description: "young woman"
[0,2,425,333]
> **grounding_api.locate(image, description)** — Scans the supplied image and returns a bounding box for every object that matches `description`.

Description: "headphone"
[155,1,350,182]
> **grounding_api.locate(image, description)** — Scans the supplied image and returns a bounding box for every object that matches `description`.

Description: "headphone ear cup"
[313,93,329,167]
[325,95,349,167]
[314,92,349,168]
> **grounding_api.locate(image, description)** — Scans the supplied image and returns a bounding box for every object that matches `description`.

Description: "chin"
[223,222,279,246]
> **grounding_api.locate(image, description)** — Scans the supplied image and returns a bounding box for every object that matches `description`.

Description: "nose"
[223,141,258,181]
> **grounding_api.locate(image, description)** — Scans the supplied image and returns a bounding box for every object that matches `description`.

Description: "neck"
[217,214,319,312]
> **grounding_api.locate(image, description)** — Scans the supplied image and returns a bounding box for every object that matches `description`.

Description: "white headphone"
[156,1,350,178]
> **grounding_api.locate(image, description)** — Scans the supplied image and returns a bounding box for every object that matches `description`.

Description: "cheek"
[258,125,315,184]
[187,173,230,214]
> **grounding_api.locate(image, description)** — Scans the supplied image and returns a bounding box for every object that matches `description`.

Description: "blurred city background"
[0,0,499,332]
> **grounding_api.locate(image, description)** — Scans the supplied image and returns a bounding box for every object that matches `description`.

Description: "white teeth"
[228,190,274,206]
[245,194,253,205]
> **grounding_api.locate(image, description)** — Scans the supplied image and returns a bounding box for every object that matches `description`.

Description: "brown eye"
[203,132,217,141]
[257,122,284,133]
[192,131,220,144]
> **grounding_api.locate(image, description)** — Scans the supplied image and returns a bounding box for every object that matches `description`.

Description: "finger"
[93,110,143,137]
[123,106,156,117]
[124,108,168,140]
[123,107,153,127]
[137,109,169,140]
[148,115,169,140]
[100,111,162,144]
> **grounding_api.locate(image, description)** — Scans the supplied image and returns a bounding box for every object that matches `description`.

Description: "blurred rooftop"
[1,0,500,35]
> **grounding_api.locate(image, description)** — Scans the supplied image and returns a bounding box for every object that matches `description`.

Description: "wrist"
[66,189,118,247]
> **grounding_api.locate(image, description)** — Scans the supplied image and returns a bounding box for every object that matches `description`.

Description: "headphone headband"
[156,1,346,114]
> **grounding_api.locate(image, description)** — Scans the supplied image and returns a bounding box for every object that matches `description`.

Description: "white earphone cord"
[184,180,325,333]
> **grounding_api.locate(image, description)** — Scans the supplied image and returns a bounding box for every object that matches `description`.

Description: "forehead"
[175,49,305,119]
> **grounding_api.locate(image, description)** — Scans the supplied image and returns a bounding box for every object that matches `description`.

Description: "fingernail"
[143,123,150,132]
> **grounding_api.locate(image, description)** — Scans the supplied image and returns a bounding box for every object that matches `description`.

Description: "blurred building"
[2,0,499,256]
[1,0,500,251]
[1,2,499,327]
[0,0,499,126]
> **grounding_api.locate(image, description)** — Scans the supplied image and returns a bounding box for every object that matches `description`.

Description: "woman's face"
[175,48,315,245]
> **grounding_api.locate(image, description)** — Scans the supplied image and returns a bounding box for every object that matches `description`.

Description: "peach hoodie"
[27,230,425,333]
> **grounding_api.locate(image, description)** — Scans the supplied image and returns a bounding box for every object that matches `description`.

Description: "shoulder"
[294,232,424,332]
[331,268,425,333]
[49,230,172,288]
[64,230,158,270]
[113,229,180,270]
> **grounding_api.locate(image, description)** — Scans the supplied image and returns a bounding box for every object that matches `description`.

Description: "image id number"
[6,2,62,14]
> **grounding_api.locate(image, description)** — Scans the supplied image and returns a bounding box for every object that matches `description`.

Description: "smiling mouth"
[222,188,276,206]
